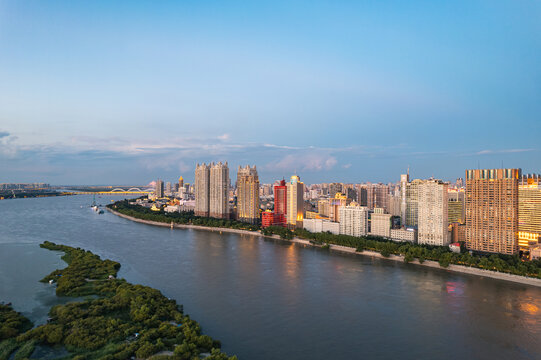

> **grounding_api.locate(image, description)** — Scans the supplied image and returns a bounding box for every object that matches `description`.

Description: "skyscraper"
[274,179,287,227]
[518,174,541,250]
[465,168,520,255]
[405,179,422,227]
[400,173,409,225]
[195,164,210,217]
[210,162,230,219]
[418,179,449,246]
[236,165,260,224]
[287,175,304,228]
[178,176,184,189]
[155,179,164,198]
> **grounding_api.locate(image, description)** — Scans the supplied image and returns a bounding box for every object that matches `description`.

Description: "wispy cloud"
[475,148,535,155]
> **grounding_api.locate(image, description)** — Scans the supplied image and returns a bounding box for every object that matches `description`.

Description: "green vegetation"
[262,225,541,279]
[0,191,71,199]
[0,305,34,360]
[12,242,237,360]
[0,338,19,360]
[109,200,260,231]
[109,199,541,279]
[0,305,32,340]
[12,340,36,360]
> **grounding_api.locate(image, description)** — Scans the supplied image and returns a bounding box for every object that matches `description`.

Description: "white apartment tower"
[339,205,369,237]
[418,179,449,246]
[400,173,409,225]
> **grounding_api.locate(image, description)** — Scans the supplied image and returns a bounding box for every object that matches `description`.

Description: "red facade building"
[273,179,287,227]
[262,211,274,228]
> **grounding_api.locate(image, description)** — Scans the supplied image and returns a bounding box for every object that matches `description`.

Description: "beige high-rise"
[465,168,520,255]
[370,208,392,238]
[236,165,260,224]
[287,175,304,228]
[418,179,449,246]
[195,164,210,217]
[209,162,230,219]
[519,174,541,250]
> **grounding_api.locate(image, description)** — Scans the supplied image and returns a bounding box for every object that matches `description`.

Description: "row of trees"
[12,242,237,360]
[109,200,541,278]
[109,200,260,231]
[262,227,541,279]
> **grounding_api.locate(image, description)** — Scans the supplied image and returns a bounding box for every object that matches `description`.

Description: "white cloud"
[265,152,338,172]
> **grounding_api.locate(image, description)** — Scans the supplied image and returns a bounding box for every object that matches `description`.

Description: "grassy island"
[1,242,237,360]
[110,200,541,280]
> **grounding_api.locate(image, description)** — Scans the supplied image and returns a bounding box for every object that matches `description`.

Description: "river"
[1,195,540,360]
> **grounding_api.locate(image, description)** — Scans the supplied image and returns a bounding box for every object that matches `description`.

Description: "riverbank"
[107,208,541,288]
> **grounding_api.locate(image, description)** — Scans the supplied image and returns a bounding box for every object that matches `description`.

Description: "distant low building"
[303,218,339,235]
[390,228,417,243]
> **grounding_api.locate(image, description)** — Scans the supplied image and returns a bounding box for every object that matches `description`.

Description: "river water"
[1,195,540,360]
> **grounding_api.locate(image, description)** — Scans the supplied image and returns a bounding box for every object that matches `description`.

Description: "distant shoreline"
[0,192,74,200]
[107,208,541,288]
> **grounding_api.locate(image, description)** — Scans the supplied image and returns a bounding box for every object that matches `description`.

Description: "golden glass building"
[465,168,520,255]
[287,175,304,228]
[518,175,541,250]
[236,165,260,224]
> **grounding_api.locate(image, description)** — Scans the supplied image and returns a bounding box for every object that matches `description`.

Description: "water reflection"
[1,195,541,360]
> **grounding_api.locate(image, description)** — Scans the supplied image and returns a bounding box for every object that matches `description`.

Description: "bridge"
[75,188,153,195]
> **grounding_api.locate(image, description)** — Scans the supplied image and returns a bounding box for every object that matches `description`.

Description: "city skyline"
[1,1,540,184]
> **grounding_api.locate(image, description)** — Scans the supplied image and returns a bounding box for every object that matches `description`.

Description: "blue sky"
[0,0,540,185]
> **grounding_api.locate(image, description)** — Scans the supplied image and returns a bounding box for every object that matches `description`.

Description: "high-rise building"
[357,185,368,206]
[370,208,392,238]
[165,182,172,195]
[373,184,390,212]
[400,173,409,225]
[405,179,422,227]
[287,175,304,228]
[274,179,287,227]
[418,179,449,246]
[388,193,401,217]
[195,164,210,217]
[329,183,343,198]
[178,176,184,189]
[329,192,349,222]
[518,174,541,250]
[209,162,230,219]
[339,205,369,237]
[465,168,520,255]
[236,165,260,224]
[155,179,164,198]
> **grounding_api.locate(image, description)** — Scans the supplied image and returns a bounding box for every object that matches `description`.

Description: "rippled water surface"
[1,195,540,360]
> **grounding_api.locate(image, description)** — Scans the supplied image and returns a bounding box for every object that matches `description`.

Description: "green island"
[0,191,74,200]
[109,200,541,279]
[0,241,237,360]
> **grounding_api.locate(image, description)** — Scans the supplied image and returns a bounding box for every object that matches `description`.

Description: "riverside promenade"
[107,208,541,288]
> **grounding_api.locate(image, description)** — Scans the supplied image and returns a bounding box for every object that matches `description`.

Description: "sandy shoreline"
[107,208,541,288]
